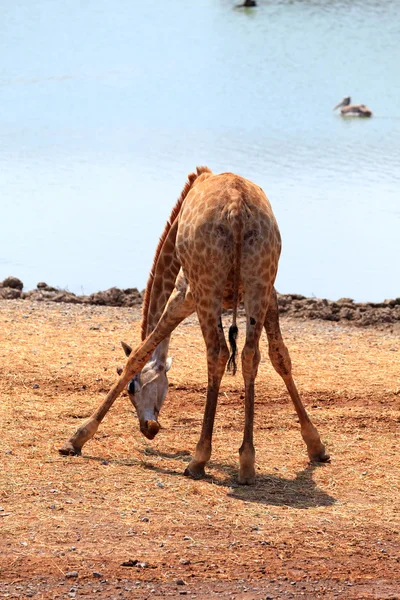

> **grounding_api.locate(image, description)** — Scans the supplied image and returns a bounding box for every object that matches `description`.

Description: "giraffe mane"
[141,166,212,340]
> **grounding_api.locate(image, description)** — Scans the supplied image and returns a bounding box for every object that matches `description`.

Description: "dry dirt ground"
[0,300,399,599]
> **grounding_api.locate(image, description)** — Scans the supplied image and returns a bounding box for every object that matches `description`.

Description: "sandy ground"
[0,300,399,599]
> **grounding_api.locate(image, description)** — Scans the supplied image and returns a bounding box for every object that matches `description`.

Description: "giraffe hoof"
[238,474,255,485]
[309,452,331,464]
[238,476,255,485]
[238,467,256,485]
[58,442,82,456]
[308,445,330,463]
[184,464,206,480]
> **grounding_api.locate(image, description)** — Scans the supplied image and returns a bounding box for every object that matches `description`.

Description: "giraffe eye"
[128,379,137,394]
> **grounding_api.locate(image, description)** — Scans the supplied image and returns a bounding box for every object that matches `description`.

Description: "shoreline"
[0,276,399,328]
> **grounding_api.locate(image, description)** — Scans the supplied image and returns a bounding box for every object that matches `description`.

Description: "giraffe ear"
[165,357,173,372]
[121,341,132,357]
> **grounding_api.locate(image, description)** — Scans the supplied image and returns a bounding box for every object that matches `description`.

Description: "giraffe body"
[176,171,281,311]
[173,170,282,482]
[59,167,329,484]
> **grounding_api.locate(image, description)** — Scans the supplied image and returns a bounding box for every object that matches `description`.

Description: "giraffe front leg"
[184,439,212,479]
[58,345,158,456]
[59,419,102,456]
[59,281,195,456]
[265,289,330,463]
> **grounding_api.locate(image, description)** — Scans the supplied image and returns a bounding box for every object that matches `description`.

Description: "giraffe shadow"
[80,447,334,509]
[80,447,192,467]
[226,463,335,509]
[140,453,335,509]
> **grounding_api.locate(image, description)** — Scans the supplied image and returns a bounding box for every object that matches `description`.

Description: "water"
[1,0,399,302]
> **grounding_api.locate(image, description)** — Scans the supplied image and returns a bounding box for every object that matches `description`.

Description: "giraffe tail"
[226,207,243,376]
[227,323,239,375]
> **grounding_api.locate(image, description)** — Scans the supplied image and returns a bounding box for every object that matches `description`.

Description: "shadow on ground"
[227,463,335,509]
[80,447,335,509]
[142,451,335,509]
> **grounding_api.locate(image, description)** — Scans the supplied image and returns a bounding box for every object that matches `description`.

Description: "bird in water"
[333,96,373,117]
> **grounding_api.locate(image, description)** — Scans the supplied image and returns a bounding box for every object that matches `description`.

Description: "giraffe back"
[175,172,282,300]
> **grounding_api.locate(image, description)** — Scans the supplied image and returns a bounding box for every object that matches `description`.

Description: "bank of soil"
[1,276,400,327]
[0,300,399,599]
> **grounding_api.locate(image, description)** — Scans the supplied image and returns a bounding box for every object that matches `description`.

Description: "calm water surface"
[1,0,399,301]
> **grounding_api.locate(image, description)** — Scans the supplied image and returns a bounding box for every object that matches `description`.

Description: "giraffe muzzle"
[141,419,160,440]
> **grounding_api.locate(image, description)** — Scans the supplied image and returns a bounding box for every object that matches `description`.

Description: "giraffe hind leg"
[238,286,272,484]
[184,308,230,479]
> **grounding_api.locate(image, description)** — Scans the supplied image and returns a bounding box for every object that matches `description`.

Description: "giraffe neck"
[141,166,213,342]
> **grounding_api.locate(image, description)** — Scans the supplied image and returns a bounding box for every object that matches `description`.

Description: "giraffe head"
[120,342,172,440]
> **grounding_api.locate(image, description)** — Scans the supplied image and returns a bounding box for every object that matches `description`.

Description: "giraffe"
[59,167,329,484]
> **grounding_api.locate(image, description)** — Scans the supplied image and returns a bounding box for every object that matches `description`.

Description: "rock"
[22,290,52,302]
[384,297,400,307]
[1,277,399,328]
[32,384,40,389]
[92,572,102,578]
[21,287,83,304]
[65,571,78,578]
[120,558,149,568]
[339,308,354,320]
[88,287,142,307]
[0,287,21,299]
[37,282,58,292]
[0,276,23,290]
[89,287,126,306]
[121,559,138,567]
[52,292,80,304]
